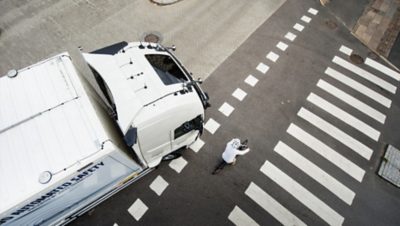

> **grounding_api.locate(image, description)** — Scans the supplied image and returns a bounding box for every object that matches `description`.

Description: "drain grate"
[350,54,364,64]
[325,19,338,29]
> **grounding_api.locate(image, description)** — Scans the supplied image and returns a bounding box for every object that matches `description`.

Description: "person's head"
[231,139,241,149]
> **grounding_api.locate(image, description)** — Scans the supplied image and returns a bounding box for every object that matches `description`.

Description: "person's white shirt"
[222,138,250,164]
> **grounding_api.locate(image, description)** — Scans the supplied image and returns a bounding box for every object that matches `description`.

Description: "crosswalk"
[230,42,399,225]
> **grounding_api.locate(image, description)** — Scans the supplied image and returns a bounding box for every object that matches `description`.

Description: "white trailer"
[0,42,209,225]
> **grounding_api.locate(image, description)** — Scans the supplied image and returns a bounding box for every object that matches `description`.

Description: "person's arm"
[235,148,250,155]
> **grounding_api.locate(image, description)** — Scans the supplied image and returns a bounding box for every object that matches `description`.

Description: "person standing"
[212,138,250,175]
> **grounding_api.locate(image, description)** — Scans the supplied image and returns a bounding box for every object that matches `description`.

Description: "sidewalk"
[352,0,400,59]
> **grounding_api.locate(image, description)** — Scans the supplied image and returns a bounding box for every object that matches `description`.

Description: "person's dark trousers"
[212,160,228,175]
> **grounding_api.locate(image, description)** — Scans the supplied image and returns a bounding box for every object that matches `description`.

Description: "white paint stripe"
[298,108,373,160]
[149,175,169,196]
[245,182,306,226]
[325,67,391,108]
[285,32,297,42]
[317,79,386,124]
[275,141,356,205]
[333,56,397,94]
[189,138,204,153]
[267,51,280,62]
[307,93,380,141]
[293,23,305,32]
[365,58,400,81]
[204,118,220,134]
[232,88,247,101]
[287,123,365,182]
[260,161,344,226]
[301,15,312,23]
[339,45,353,56]
[228,206,260,226]
[245,75,259,87]
[169,157,187,173]
[218,102,235,117]
[308,8,319,15]
[256,62,270,74]
[276,41,289,51]
[127,199,148,221]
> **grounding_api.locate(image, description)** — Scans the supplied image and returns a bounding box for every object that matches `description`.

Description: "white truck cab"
[0,41,209,225]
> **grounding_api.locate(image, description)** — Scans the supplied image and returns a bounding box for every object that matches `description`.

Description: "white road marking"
[317,79,386,124]
[266,51,280,62]
[256,62,270,74]
[298,108,373,160]
[301,15,312,23]
[260,161,344,226]
[276,41,289,51]
[228,206,260,226]
[149,175,169,196]
[287,123,365,182]
[308,8,319,15]
[127,199,148,221]
[285,32,297,42]
[169,156,188,173]
[333,56,397,94]
[204,118,220,134]
[232,88,247,101]
[245,182,306,226]
[113,223,119,226]
[339,45,353,56]
[245,75,259,87]
[307,93,380,141]
[365,58,400,81]
[293,23,305,32]
[219,102,235,117]
[274,141,356,205]
[189,138,205,153]
[325,67,391,108]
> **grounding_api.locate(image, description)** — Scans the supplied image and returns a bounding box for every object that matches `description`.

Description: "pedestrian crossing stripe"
[332,56,397,94]
[325,67,392,108]
[287,123,365,182]
[307,93,380,141]
[274,141,356,205]
[298,107,373,160]
[260,161,345,226]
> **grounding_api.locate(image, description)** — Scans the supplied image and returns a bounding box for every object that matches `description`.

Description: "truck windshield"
[145,54,188,85]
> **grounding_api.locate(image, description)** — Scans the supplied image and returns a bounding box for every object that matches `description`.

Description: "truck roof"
[0,53,109,215]
[83,42,193,134]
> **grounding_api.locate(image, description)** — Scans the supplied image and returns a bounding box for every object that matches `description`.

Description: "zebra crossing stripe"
[317,79,386,124]
[298,108,373,160]
[260,161,344,226]
[365,58,400,81]
[245,182,306,226]
[228,206,260,226]
[332,56,397,94]
[287,123,365,182]
[307,93,380,141]
[325,67,391,108]
[275,141,356,205]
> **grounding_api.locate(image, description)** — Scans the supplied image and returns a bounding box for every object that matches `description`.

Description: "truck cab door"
[171,115,202,152]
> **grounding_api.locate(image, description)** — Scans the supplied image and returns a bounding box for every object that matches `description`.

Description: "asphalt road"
[71,0,400,226]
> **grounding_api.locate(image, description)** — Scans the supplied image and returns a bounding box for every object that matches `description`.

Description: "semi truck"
[0,41,209,225]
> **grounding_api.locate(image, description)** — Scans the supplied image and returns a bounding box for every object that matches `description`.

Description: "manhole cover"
[325,20,337,29]
[350,54,364,64]
[144,33,160,43]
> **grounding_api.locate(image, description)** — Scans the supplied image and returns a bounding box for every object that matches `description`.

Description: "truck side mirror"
[124,127,138,146]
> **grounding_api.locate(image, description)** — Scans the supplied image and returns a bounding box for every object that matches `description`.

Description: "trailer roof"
[0,53,108,215]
